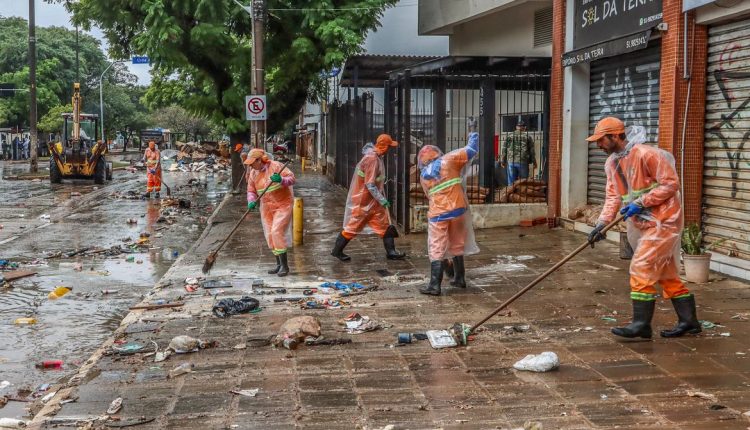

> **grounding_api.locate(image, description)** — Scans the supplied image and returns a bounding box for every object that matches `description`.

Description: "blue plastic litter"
[319,281,366,291]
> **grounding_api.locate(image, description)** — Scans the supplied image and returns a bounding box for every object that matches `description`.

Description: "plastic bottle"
[48,286,71,300]
[168,363,194,378]
[36,360,63,369]
[14,317,37,325]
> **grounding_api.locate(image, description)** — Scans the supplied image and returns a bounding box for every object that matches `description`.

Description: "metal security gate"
[587,40,661,204]
[702,19,750,260]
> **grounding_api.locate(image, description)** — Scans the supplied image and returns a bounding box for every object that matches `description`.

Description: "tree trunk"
[230,131,248,193]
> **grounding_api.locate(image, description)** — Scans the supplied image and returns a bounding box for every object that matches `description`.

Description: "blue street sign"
[132,56,150,64]
[327,67,341,77]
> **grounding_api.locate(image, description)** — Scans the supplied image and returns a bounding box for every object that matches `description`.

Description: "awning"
[683,0,714,12]
[562,30,652,67]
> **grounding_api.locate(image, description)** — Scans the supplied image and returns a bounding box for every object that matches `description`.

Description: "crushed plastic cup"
[14,317,37,325]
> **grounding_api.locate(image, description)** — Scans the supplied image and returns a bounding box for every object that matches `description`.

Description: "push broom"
[441,214,625,346]
[202,160,292,274]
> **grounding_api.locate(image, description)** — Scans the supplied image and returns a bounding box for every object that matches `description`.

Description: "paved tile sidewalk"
[32,171,750,429]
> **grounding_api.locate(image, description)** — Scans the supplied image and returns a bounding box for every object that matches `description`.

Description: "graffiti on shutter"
[702,19,750,259]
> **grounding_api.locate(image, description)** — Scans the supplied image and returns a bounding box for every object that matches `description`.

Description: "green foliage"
[151,105,213,141]
[64,0,397,135]
[38,104,72,134]
[0,16,146,138]
[682,223,725,255]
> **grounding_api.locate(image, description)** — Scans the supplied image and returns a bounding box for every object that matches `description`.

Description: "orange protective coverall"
[342,146,389,239]
[419,132,480,261]
[247,159,295,255]
[598,142,689,302]
[144,147,161,193]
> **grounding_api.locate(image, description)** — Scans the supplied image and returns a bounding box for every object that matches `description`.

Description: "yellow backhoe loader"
[48,83,112,184]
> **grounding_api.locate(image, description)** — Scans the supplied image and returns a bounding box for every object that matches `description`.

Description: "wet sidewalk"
[30,170,750,429]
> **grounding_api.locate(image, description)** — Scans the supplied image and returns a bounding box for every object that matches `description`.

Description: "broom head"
[202,250,217,274]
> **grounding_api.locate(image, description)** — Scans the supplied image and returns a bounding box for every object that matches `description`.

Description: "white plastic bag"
[513,351,559,372]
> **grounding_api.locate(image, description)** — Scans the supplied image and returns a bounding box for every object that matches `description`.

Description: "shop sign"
[573,0,662,49]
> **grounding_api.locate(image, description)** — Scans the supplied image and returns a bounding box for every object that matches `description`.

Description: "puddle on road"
[472,255,535,275]
[0,165,228,418]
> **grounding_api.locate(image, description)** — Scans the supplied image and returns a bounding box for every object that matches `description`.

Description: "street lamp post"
[99,61,122,146]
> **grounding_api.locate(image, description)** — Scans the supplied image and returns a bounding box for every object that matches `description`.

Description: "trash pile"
[171,141,231,173]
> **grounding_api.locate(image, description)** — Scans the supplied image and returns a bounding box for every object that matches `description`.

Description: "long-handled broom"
[201,160,292,274]
[463,214,625,338]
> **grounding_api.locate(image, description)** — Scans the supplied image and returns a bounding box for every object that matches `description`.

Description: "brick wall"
[547,0,565,221]
[658,1,708,224]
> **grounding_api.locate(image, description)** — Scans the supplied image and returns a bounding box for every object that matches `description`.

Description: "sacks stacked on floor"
[494,178,547,203]
[568,204,625,232]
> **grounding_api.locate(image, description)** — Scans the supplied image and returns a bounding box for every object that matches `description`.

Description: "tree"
[64,0,397,137]
[151,105,213,141]
[0,16,144,135]
[38,104,72,134]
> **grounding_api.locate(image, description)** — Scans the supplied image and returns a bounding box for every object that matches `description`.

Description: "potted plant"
[681,223,723,283]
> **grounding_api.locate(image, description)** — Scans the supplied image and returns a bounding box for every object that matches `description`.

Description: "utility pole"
[29,0,38,173]
[251,0,265,148]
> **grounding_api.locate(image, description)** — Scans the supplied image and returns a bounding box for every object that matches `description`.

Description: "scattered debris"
[341,313,380,334]
[700,320,717,329]
[720,332,731,337]
[0,417,28,428]
[513,352,560,372]
[35,360,63,370]
[106,397,123,415]
[601,316,617,322]
[212,296,260,318]
[14,318,37,325]
[154,351,170,363]
[168,335,209,354]
[202,279,232,289]
[48,286,72,300]
[687,390,717,402]
[304,337,352,346]
[168,363,194,379]
[273,316,321,350]
[230,389,259,397]
[426,330,458,349]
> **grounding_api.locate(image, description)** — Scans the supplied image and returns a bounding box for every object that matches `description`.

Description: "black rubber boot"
[660,295,702,338]
[331,233,351,262]
[611,300,655,339]
[443,259,454,278]
[383,237,406,260]
[450,256,466,288]
[142,192,151,200]
[277,253,289,277]
[419,261,443,296]
[155,191,160,198]
[268,255,281,274]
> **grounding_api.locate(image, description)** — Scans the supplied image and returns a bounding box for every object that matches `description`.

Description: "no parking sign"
[245,95,267,120]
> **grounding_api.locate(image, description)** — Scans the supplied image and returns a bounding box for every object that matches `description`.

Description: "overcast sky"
[0,0,153,84]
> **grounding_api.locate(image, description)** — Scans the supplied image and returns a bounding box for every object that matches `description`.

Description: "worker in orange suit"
[245,148,296,277]
[587,116,701,339]
[142,140,161,199]
[331,134,406,262]
[417,118,480,296]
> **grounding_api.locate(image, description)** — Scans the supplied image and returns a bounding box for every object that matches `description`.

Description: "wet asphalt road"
[0,159,228,419]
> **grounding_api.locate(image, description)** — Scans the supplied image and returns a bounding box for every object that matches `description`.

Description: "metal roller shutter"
[703,19,750,260]
[587,41,661,204]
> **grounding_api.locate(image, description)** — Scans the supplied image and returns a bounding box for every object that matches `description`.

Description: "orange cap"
[375,134,398,149]
[243,148,267,165]
[586,117,625,141]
